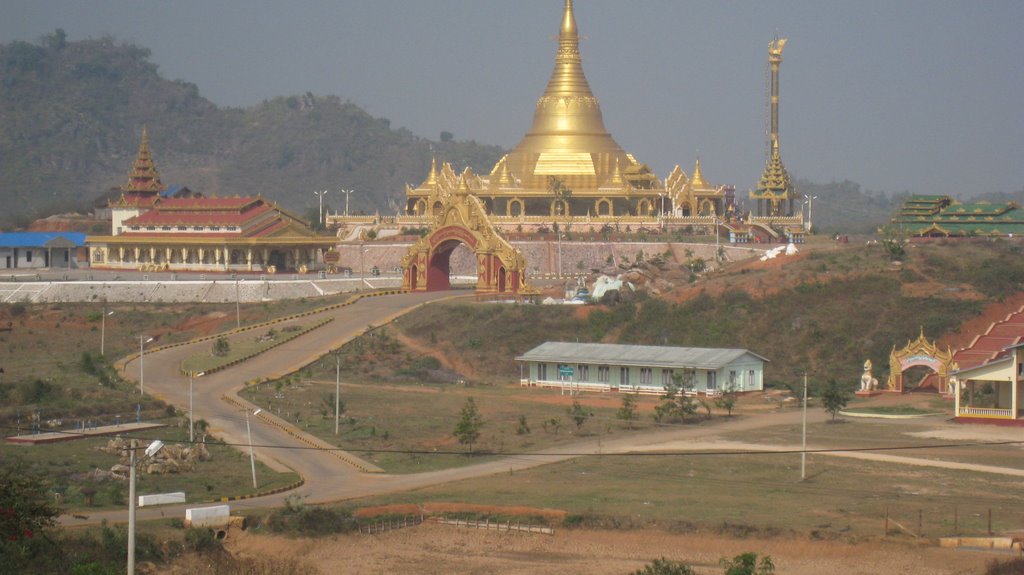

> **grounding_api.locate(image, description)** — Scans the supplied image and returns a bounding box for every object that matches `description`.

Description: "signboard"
[558,365,575,378]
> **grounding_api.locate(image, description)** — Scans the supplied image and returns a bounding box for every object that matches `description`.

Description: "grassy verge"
[180,322,320,374]
[346,446,1024,540]
[1,419,299,511]
[842,406,944,416]
[240,375,684,474]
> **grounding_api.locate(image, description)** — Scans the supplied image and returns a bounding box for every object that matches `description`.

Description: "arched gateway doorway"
[402,171,535,295]
[886,329,957,394]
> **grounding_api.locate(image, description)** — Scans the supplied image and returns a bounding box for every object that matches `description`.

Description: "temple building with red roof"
[88,129,335,273]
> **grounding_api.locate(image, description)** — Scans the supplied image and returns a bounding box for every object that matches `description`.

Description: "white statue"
[859,359,878,392]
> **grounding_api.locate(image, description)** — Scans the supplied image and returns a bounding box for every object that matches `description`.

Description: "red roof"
[124,200,273,227]
[155,197,261,211]
[954,308,1024,370]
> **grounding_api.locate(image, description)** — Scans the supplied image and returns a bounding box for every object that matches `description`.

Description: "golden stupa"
[405,0,725,222]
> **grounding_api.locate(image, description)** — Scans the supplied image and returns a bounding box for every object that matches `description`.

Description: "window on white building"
[537,363,547,381]
[620,367,630,386]
[640,367,653,386]
[578,364,589,381]
[598,365,610,383]
[707,371,717,390]
[661,369,674,386]
[26,251,32,262]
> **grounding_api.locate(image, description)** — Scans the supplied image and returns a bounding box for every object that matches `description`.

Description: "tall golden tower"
[750,38,797,218]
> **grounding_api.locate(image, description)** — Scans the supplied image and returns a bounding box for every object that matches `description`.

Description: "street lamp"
[557,231,563,278]
[128,439,164,575]
[332,351,342,435]
[803,195,819,232]
[100,308,114,356]
[189,371,205,443]
[138,335,154,396]
[313,190,328,227]
[340,189,355,216]
[246,408,262,490]
[801,371,808,481]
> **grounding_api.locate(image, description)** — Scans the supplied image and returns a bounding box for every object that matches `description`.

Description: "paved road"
[60,289,1020,527]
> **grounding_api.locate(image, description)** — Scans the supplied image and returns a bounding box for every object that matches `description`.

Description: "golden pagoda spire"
[690,158,709,190]
[504,0,630,183]
[424,156,439,187]
[122,126,164,195]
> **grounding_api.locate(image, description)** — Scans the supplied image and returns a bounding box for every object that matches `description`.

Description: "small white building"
[516,342,768,395]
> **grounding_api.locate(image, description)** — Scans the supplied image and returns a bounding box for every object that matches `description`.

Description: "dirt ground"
[221,523,997,575]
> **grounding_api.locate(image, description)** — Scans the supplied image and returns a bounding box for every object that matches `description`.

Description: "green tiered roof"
[892,197,1024,237]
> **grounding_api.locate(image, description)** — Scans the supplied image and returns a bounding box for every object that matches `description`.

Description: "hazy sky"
[4,1,1022,196]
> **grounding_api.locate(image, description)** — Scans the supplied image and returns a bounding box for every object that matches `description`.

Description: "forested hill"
[3,32,1019,233]
[0,32,504,228]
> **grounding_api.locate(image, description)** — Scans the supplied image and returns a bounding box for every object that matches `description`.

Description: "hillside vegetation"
[0,32,503,228]
[395,240,1024,391]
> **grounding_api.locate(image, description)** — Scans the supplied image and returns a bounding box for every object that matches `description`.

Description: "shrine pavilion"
[87,129,335,273]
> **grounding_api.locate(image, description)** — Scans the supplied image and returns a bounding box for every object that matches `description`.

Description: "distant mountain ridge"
[0,32,504,228]
[2,32,1019,234]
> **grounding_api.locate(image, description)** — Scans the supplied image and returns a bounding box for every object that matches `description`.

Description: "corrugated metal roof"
[0,232,87,248]
[515,342,768,369]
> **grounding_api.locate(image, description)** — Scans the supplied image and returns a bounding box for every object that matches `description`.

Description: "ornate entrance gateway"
[402,173,535,295]
[886,329,957,393]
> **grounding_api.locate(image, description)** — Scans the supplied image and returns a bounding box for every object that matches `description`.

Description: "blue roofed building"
[0,232,87,270]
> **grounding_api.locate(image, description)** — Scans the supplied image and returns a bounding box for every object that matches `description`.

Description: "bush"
[267,502,357,537]
[632,557,695,575]
[184,527,221,553]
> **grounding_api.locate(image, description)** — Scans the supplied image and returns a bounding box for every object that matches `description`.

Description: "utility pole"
[100,306,113,356]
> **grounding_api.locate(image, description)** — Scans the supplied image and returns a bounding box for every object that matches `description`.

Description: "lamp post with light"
[138,335,153,396]
[189,371,205,443]
[128,439,164,575]
[100,307,114,356]
[313,190,328,228]
[246,408,262,489]
[340,189,355,216]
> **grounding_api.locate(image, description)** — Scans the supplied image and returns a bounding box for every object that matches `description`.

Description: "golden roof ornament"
[690,158,710,190]
[123,126,164,195]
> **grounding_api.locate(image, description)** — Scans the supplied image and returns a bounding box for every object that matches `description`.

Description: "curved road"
[65,290,1019,526]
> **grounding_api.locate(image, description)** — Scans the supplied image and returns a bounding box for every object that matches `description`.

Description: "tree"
[715,383,739,417]
[0,457,61,567]
[453,397,483,453]
[653,371,698,423]
[515,414,530,435]
[211,336,230,357]
[631,557,695,575]
[720,552,775,575]
[821,379,852,422]
[617,393,639,428]
[567,400,593,431]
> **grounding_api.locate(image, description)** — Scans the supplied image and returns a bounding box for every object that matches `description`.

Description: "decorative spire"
[514,0,620,148]
[122,126,164,195]
[690,158,710,190]
[756,139,793,195]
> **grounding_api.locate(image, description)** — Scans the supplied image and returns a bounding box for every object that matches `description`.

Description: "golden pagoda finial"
[690,158,709,190]
[561,0,578,41]
[426,156,438,186]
